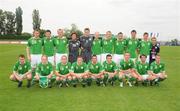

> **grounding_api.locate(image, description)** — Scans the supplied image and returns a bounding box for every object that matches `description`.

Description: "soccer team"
[10,28,167,88]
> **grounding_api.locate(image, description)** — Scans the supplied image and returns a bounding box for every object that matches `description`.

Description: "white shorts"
[96,54,101,63]
[31,54,42,67]
[141,74,149,80]
[101,53,113,64]
[113,54,123,65]
[55,53,68,65]
[47,56,55,65]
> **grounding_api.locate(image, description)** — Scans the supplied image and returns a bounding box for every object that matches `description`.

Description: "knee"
[27,74,32,80]
[9,74,15,80]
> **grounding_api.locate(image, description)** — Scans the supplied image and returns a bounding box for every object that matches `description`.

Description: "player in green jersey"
[103,54,118,86]
[149,55,167,85]
[114,32,127,65]
[70,56,89,87]
[42,30,55,65]
[26,30,43,68]
[101,31,115,63]
[138,32,152,63]
[10,54,32,88]
[54,29,68,65]
[119,52,140,87]
[88,55,104,86]
[126,30,139,62]
[35,55,54,88]
[92,32,102,63]
[55,55,71,87]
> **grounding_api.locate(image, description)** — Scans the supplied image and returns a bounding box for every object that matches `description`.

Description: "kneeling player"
[119,52,140,87]
[35,55,53,88]
[88,55,104,86]
[70,56,89,87]
[103,54,118,86]
[10,54,32,88]
[55,55,71,87]
[149,55,167,85]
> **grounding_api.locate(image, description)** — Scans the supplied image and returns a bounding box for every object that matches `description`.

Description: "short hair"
[45,30,51,33]
[41,55,47,58]
[84,28,90,31]
[106,54,112,58]
[77,56,83,59]
[140,54,147,58]
[131,30,137,33]
[156,54,160,57]
[92,55,97,58]
[106,31,112,33]
[151,37,157,40]
[118,32,123,35]
[143,32,148,36]
[33,29,40,33]
[19,54,25,58]
[71,32,77,37]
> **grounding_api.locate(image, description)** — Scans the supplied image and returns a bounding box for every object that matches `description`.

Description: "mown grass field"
[0,44,180,111]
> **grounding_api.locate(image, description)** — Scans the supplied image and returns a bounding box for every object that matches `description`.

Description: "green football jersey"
[88,62,103,74]
[114,39,127,54]
[43,37,55,56]
[71,62,88,73]
[139,40,152,56]
[126,38,139,58]
[119,59,134,70]
[92,39,102,55]
[36,62,53,76]
[13,61,31,74]
[150,61,165,74]
[103,61,117,73]
[56,62,71,75]
[27,37,43,54]
[135,61,149,75]
[102,37,114,54]
[54,36,68,53]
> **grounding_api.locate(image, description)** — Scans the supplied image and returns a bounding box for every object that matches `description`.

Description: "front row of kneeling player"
[10,53,167,88]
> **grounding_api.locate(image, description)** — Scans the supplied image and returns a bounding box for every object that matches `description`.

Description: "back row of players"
[10,28,167,88]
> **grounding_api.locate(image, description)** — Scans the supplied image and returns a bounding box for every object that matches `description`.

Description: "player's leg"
[25,72,32,88]
[118,71,125,87]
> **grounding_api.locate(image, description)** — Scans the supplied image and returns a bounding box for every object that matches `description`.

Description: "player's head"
[106,54,112,63]
[155,54,161,63]
[41,55,48,64]
[77,56,83,64]
[106,31,112,38]
[91,55,97,63]
[19,54,25,64]
[71,32,77,40]
[124,52,131,61]
[45,30,51,38]
[151,37,157,45]
[84,28,90,36]
[57,29,64,37]
[94,32,99,39]
[131,30,137,38]
[33,30,40,38]
[140,54,147,63]
[61,55,68,64]
[143,32,149,41]
[117,32,123,39]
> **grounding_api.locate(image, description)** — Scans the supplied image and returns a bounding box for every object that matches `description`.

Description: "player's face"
[152,38,157,45]
[33,31,40,38]
[41,56,48,64]
[155,56,161,63]
[57,30,63,37]
[19,57,25,64]
[106,32,112,38]
[71,34,77,40]
[77,58,83,64]
[124,53,130,61]
[61,56,67,64]
[94,32,99,39]
[140,56,146,63]
[106,56,112,63]
[84,30,90,36]
[143,34,148,41]
[131,32,136,38]
[118,34,123,39]
[91,57,97,63]
[45,32,51,38]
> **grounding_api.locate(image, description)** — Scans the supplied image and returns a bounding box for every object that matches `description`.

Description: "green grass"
[0,44,180,111]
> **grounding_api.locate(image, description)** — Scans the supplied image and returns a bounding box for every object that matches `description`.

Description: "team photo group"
[9,28,167,88]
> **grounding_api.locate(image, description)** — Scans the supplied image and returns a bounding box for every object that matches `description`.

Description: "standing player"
[101,31,115,63]
[70,56,89,87]
[91,32,102,63]
[68,32,80,63]
[114,32,127,65]
[149,37,160,64]
[126,30,139,62]
[55,55,72,87]
[88,55,104,86]
[103,54,118,86]
[42,30,55,65]
[80,28,93,63]
[139,32,152,63]
[10,54,32,88]
[149,55,167,85]
[54,29,68,65]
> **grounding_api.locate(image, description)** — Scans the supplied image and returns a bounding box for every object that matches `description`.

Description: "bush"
[0,34,31,40]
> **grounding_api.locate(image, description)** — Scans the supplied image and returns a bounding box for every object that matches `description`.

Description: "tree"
[64,24,83,39]
[32,9,41,30]
[0,9,5,35]
[15,6,23,35]
[4,11,16,34]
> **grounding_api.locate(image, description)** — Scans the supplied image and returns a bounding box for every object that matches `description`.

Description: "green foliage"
[64,24,83,39]
[15,6,23,35]
[32,9,41,30]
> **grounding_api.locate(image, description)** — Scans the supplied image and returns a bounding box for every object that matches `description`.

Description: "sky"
[0,0,179,41]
